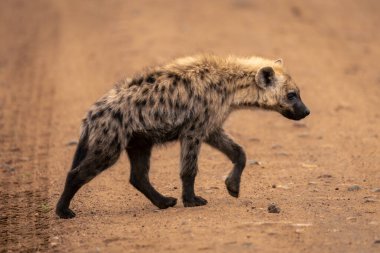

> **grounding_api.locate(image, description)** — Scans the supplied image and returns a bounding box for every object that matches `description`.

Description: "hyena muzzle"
[56,55,310,219]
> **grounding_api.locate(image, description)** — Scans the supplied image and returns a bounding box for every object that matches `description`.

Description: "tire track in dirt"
[0,1,59,252]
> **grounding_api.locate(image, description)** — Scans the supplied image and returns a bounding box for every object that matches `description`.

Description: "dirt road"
[1,0,379,252]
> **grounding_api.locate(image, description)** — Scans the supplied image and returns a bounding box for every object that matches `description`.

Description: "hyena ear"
[274,58,283,65]
[255,66,275,89]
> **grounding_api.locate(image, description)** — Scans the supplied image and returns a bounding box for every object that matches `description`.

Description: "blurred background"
[1,0,379,252]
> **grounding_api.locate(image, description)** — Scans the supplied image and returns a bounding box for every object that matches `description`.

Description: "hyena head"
[255,60,310,121]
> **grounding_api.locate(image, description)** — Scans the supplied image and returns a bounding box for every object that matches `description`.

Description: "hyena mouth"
[281,109,310,121]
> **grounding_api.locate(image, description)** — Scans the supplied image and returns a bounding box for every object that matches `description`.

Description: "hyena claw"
[225,176,240,198]
[183,196,208,207]
[156,196,177,209]
[56,207,76,219]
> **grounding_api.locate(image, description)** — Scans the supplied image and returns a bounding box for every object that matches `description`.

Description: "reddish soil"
[1,0,380,252]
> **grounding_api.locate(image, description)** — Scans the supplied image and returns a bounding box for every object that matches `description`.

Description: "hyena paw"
[56,207,76,219]
[225,176,240,198]
[156,196,177,209]
[183,196,208,207]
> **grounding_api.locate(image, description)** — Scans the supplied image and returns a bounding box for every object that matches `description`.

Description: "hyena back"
[56,55,310,218]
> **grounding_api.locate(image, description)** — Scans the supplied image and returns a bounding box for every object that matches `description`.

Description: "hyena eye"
[287,92,297,100]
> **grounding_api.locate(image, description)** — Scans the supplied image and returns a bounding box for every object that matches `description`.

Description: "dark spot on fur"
[204,107,209,117]
[159,96,165,105]
[130,76,143,87]
[182,77,191,86]
[111,135,120,150]
[169,85,175,94]
[149,96,155,107]
[154,85,159,93]
[167,73,179,82]
[180,104,187,111]
[175,101,181,110]
[146,75,156,84]
[199,71,205,80]
[95,100,105,107]
[221,95,226,104]
[91,109,104,121]
[141,87,149,95]
[112,110,123,125]
[168,99,173,108]
[136,99,147,108]
[138,110,145,127]
[154,111,160,121]
[161,86,166,93]
[94,149,102,156]
[103,127,109,135]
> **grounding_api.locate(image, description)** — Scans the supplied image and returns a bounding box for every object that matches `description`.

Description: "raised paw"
[56,207,76,219]
[156,196,177,209]
[225,176,240,198]
[183,195,208,207]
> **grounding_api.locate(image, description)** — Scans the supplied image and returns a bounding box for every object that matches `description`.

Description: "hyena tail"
[70,124,90,170]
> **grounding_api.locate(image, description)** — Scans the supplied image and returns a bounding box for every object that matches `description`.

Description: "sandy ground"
[1,0,380,252]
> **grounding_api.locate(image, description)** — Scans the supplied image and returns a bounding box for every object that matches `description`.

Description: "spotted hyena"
[56,55,310,219]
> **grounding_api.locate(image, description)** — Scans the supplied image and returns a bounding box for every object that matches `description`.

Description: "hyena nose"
[304,108,310,116]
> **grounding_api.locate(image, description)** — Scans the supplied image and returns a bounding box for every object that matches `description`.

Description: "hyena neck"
[170,55,275,109]
[220,58,263,109]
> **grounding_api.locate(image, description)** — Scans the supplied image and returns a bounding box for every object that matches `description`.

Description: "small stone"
[374,240,380,244]
[247,160,261,166]
[66,140,78,146]
[372,188,380,193]
[335,187,339,190]
[275,152,290,157]
[347,185,361,191]
[272,184,276,188]
[346,217,357,221]
[268,203,281,213]
[318,174,333,179]
[1,163,16,173]
[301,163,318,169]
[293,122,307,128]
[271,144,283,149]
[364,198,377,203]
[276,185,290,190]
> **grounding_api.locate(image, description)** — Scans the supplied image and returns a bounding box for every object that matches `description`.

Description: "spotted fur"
[56,55,310,218]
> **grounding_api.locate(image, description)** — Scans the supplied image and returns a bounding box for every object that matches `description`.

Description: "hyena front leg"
[206,128,246,197]
[180,136,208,207]
[127,137,177,209]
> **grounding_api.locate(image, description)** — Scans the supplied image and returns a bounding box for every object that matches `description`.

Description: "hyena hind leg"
[206,129,246,198]
[127,137,177,209]
[56,136,122,219]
